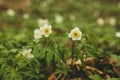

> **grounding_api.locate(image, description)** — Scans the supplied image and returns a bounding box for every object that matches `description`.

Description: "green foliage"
[0,0,119,80]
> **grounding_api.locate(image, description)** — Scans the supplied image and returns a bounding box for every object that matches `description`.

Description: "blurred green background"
[0,0,120,59]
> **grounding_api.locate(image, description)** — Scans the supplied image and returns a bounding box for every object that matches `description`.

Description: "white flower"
[34,29,42,39]
[40,24,52,37]
[115,32,120,38]
[23,13,29,19]
[68,27,82,41]
[109,17,116,26]
[6,9,15,16]
[97,18,104,25]
[37,19,49,26]
[55,14,63,24]
[22,49,34,59]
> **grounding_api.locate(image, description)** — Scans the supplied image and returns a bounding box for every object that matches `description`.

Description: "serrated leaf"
[46,52,53,66]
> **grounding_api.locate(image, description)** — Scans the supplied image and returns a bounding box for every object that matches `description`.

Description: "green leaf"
[46,51,53,66]
[0,58,6,64]
[9,49,18,53]
[107,78,120,80]
[89,74,103,80]
[84,44,98,57]
[33,44,41,58]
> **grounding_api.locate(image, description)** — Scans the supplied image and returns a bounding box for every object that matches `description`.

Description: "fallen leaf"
[113,66,120,77]
[85,57,95,67]
[48,73,56,80]
[74,59,82,66]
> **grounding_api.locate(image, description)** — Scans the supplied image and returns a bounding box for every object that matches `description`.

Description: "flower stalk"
[72,40,75,66]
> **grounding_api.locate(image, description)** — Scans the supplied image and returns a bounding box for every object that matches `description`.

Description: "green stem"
[44,37,49,47]
[72,40,75,66]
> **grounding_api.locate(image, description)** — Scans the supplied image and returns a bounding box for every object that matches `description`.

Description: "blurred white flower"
[97,18,104,25]
[22,49,34,59]
[40,24,52,37]
[23,13,29,19]
[67,0,74,3]
[115,32,120,38]
[69,14,75,21]
[37,19,49,26]
[109,17,116,26]
[6,9,15,16]
[34,29,42,39]
[40,1,47,8]
[118,3,120,9]
[55,14,63,24]
[68,27,82,41]
[47,0,54,3]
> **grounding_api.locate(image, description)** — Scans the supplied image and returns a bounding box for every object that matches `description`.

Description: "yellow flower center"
[44,28,50,34]
[72,32,80,38]
[24,52,29,57]
[74,32,78,36]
